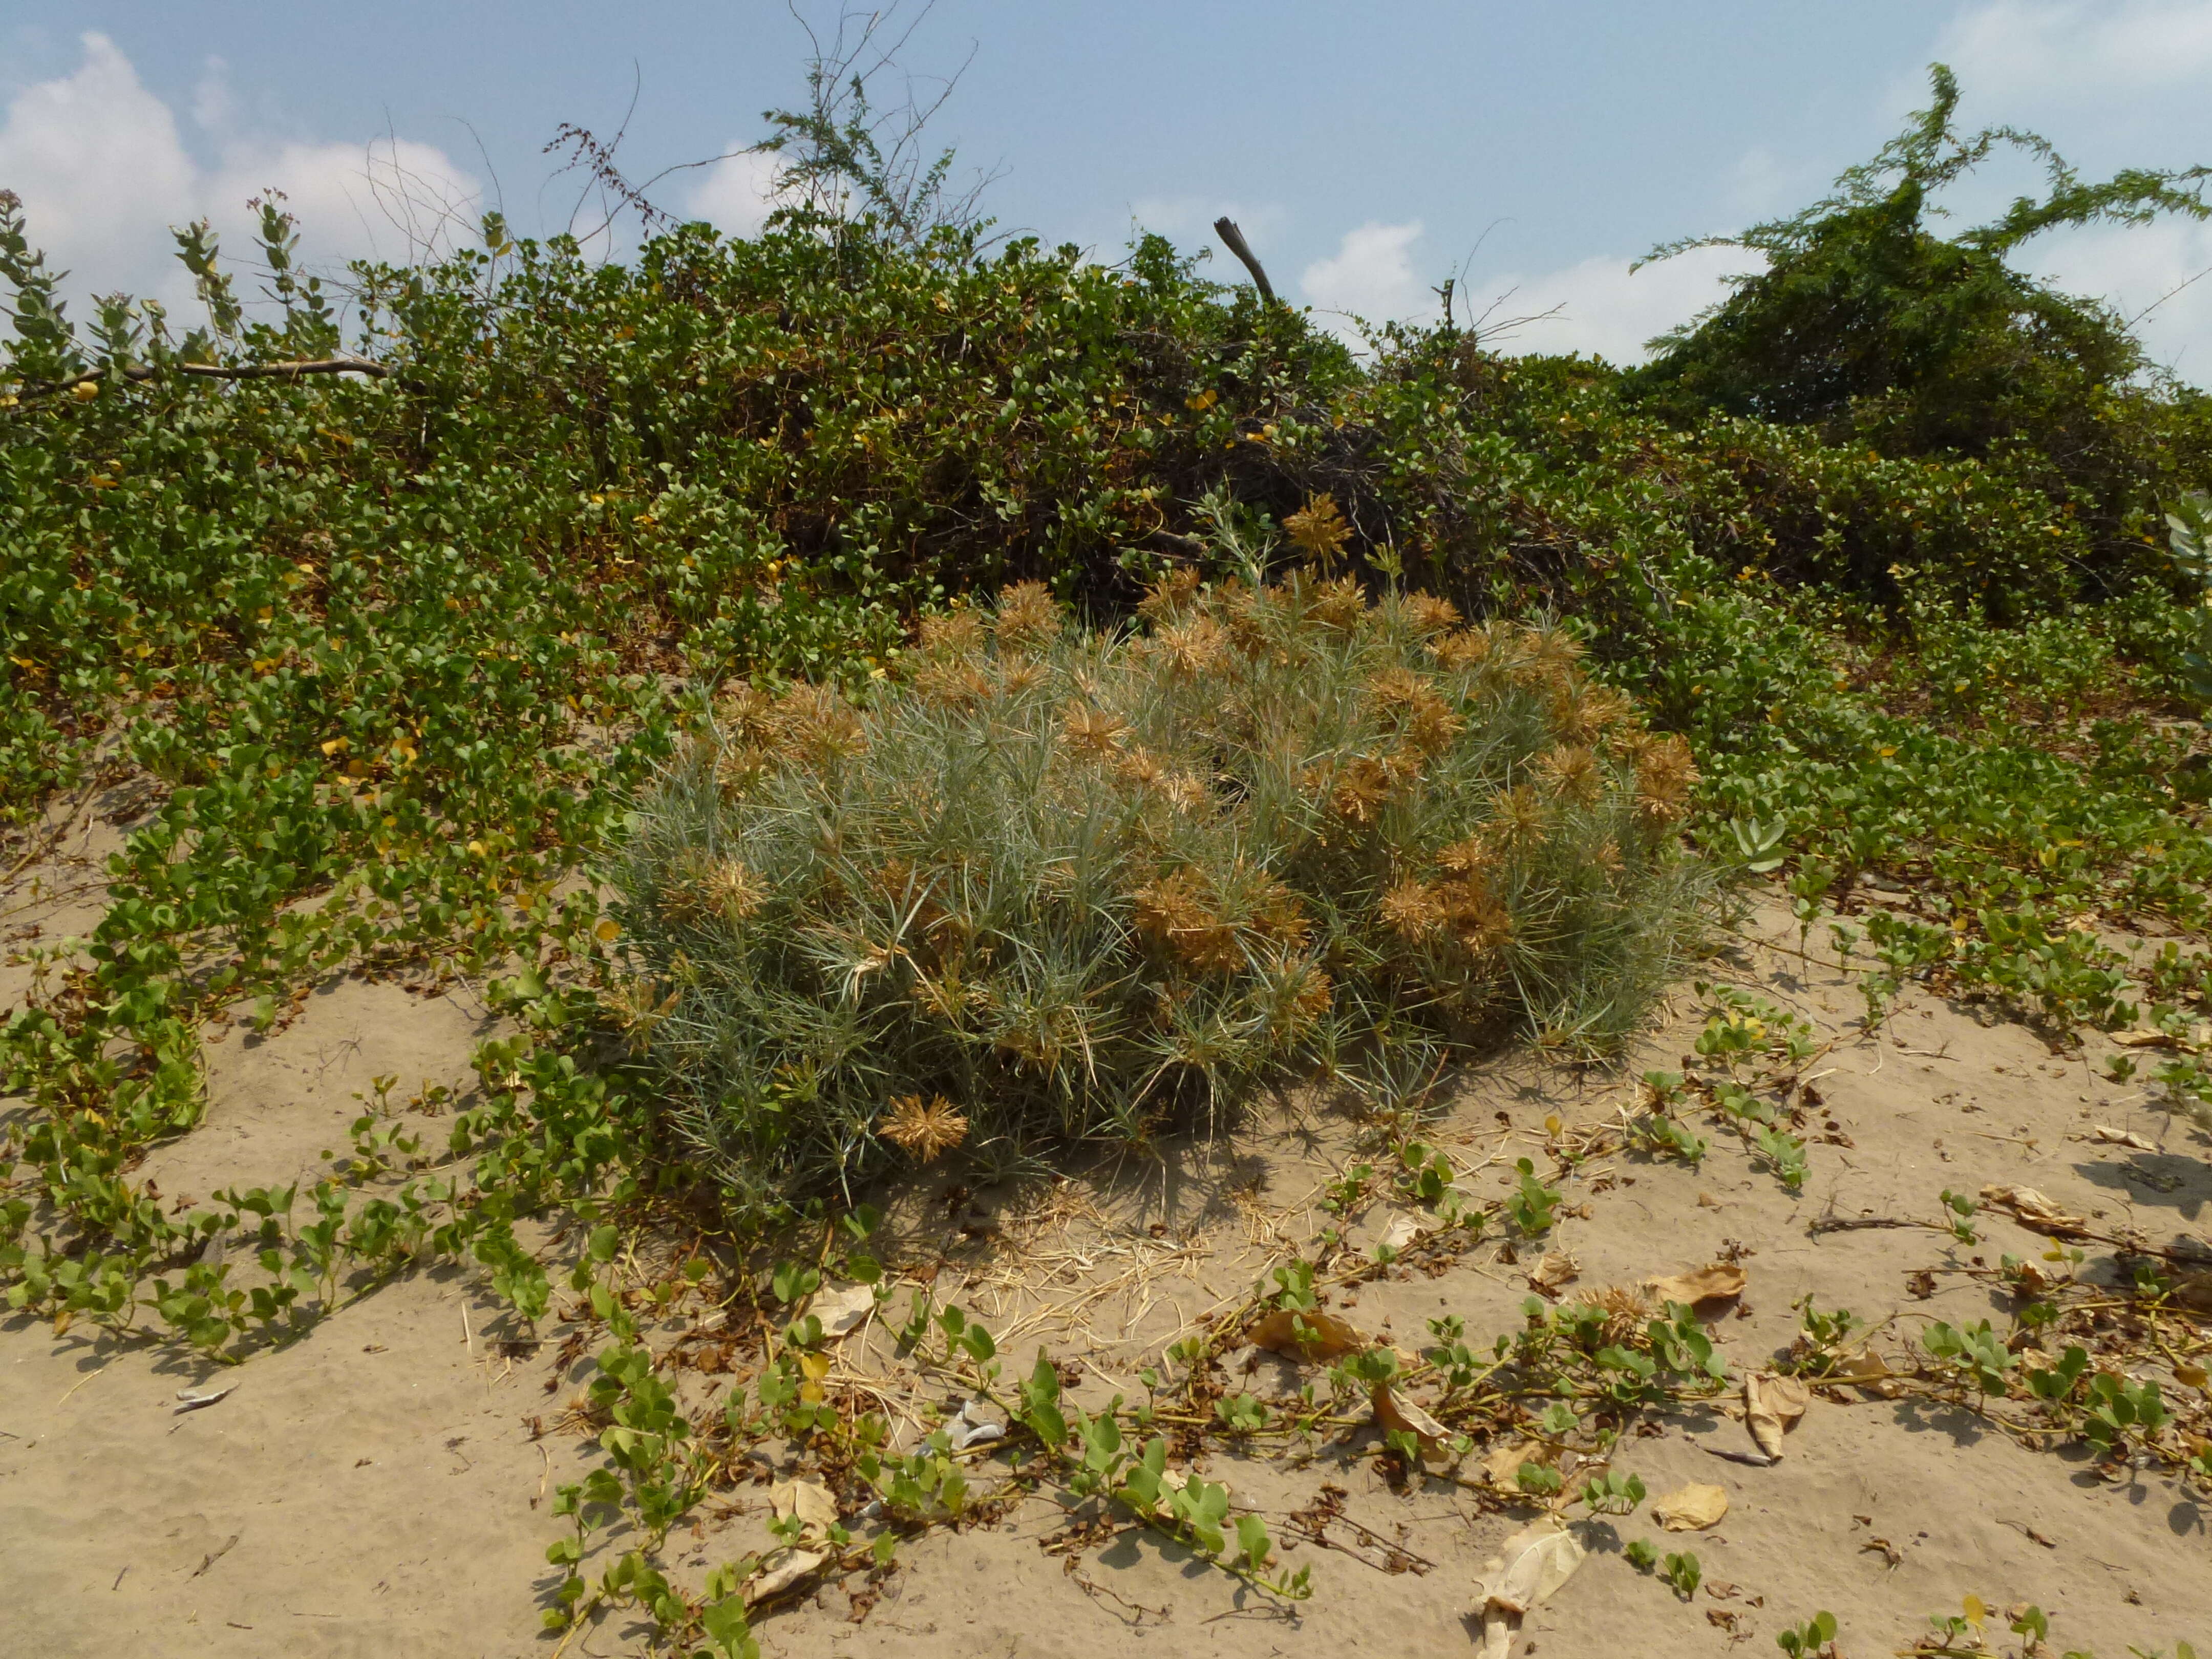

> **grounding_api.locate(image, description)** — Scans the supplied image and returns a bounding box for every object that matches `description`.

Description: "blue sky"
[9,2,2212,377]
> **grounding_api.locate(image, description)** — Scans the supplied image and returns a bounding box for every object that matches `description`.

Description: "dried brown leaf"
[1647,1262,1747,1307]
[1249,1307,1365,1360]
[770,1476,838,1542]
[746,1546,826,1604]
[1652,1482,1730,1531]
[1372,1385,1449,1459]
[1979,1184,2090,1237]
[1744,1372,1811,1459]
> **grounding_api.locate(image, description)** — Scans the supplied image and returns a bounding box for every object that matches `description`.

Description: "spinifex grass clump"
[611,573,1702,1221]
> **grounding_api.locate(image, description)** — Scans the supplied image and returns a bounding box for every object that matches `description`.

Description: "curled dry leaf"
[2110,1027,2181,1049]
[1527,1251,1579,1297]
[1249,1307,1365,1360]
[1646,1262,1747,1308]
[810,1282,875,1339]
[1481,1437,1554,1490]
[1744,1372,1811,1459]
[948,1397,1006,1451]
[1830,1348,1903,1399]
[1652,1482,1730,1531]
[770,1476,838,1541]
[2089,1124,2158,1152]
[173,1383,237,1414]
[1473,1518,1585,1659]
[1372,1385,1449,1460]
[1376,1210,1423,1253]
[746,1546,827,1605]
[1979,1184,2090,1238]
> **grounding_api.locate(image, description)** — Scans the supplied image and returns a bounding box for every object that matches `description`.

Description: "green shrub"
[610,571,1703,1221]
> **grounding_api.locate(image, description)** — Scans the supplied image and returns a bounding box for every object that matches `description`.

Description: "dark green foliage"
[1627,65,2212,580]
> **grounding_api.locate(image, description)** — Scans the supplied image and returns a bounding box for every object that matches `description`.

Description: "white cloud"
[1463,245,1749,365]
[1292,219,1745,363]
[0,32,478,321]
[0,33,196,299]
[1300,220,1429,325]
[1935,1,2212,102]
[682,145,783,237]
[2029,218,2212,380]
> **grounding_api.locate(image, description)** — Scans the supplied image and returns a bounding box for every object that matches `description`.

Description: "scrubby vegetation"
[4,51,2211,1654]
[615,577,1700,1219]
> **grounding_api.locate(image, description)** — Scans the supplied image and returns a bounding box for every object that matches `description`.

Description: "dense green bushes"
[5,66,2212,1247]
[612,575,1700,1220]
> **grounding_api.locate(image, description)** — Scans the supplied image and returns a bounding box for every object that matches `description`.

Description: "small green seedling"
[1777,1611,1838,1657]
[1506,1158,1560,1235]
[1577,1467,1646,1515]
[1939,1187,1979,1244]
[1663,1549,1701,1598]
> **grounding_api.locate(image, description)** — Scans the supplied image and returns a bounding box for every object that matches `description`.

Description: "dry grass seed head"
[1492,782,1551,851]
[1536,743,1603,806]
[600,974,679,1052]
[1438,875,1512,953]
[909,656,996,710]
[917,608,987,658]
[1572,684,1639,742]
[1261,953,1335,1041]
[1329,754,1397,824]
[1627,733,1699,825]
[769,684,866,764]
[1368,667,1464,758]
[1283,493,1352,568]
[993,581,1064,653]
[1242,870,1311,949]
[1378,878,1448,942]
[1309,576,1368,632]
[1574,1284,1652,1345]
[715,681,778,746]
[1061,700,1132,759]
[1435,834,1496,878]
[701,858,765,922]
[1131,866,1242,972]
[1136,566,1203,624]
[881,1094,969,1162]
[1150,613,1230,680]
[1399,592,1462,637]
[714,741,772,798]
[1430,627,1492,672]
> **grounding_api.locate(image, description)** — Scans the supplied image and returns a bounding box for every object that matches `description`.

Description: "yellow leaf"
[1646,1262,1747,1308]
[594,918,621,942]
[1963,1593,1987,1626]
[1652,1482,1729,1530]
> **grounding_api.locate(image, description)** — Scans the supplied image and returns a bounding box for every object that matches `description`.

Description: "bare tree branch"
[1212,218,1276,305]
[10,356,409,404]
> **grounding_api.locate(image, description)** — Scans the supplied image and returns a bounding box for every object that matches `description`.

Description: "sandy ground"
[5,826,2210,1657]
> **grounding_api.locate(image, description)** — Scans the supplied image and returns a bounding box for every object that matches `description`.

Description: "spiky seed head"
[993,580,1064,653]
[881,1094,969,1161]
[1283,493,1352,567]
[1135,566,1203,623]
[1309,575,1367,631]
[917,608,987,659]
